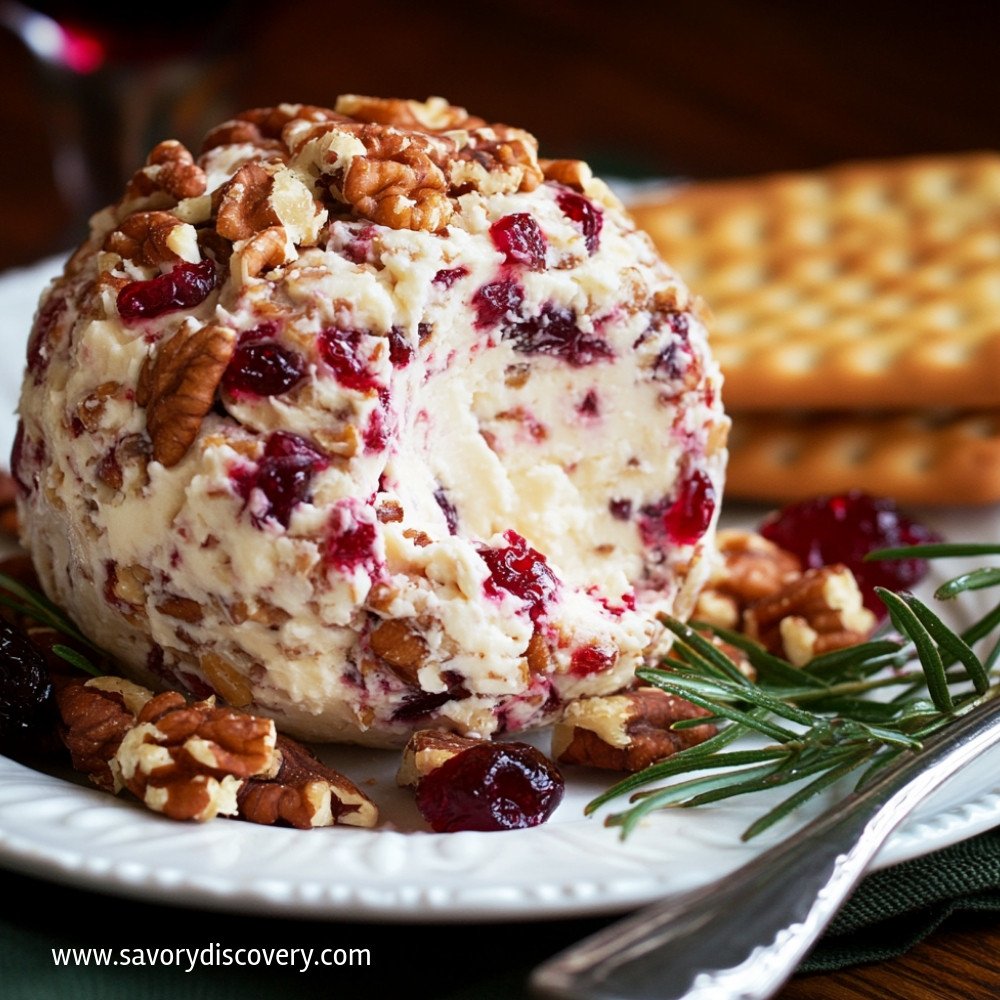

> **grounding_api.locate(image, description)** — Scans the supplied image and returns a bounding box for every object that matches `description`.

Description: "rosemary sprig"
[0,572,104,677]
[591,542,1000,840]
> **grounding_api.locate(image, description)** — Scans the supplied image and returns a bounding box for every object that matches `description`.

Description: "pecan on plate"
[112,691,279,822]
[238,735,378,829]
[55,676,154,791]
[136,322,236,467]
[552,687,716,772]
[396,729,484,788]
[693,529,802,630]
[744,565,877,666]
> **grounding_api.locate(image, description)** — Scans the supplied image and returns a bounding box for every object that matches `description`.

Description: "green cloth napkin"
[3,827,1000,999]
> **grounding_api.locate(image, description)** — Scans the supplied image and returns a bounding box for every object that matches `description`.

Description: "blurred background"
[0,0,998,271]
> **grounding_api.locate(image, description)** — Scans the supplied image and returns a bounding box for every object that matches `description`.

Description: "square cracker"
[630,154,1000,410]
[726,410,1000,505]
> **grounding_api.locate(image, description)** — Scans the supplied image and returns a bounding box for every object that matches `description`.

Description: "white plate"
[1,258,999,923]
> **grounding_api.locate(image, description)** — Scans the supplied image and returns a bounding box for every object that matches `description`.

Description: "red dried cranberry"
[478,530,558,621]
[26,293,66,378]
[759,491,940,616]
[363,405,390,453]
[415,741,564,832]
[557,190,603,254]
[325,502,380,575]
[222,342,305,398]
[504,305,614,366]
[570,645,616,676]
[117,259,216,322]
[433,266,469,288]
[234,432,328,527]
[0,619,56,756]
[473,277,525,328]
[392,672,469,722]
[640,470,717,548]
[434,487,459,534]
[577,389,600,416]
[318,328,381,393]
[387,327,414,367]
[489,213,548,270]
[608,498,633,521]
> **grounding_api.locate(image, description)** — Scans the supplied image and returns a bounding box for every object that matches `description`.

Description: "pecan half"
[339,125,453,231]
[694,530,802,630]
[335,94,483,132]
[104,211,197,267]
[112,691,279,822]
[238,225,290,279]
[744,565,877,666]
[214,162,281,240]
[124,140,207,202]
[137,323,236,467]
[540,158,593,190]
[552,687,717,772]
[55,677,153,791]
[238,735,378,829]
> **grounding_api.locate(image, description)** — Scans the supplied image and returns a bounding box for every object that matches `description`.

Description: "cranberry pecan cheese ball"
[14,96,728,746]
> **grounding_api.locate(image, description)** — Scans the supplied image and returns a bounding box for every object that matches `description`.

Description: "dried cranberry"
[222,342,305,398]
[557,190,603,254]
[415,741,564,832]
[387,327,414,367]
[434,487,459,534]
[503,305,614,366]
[489,214,548,270]
[577,389,600,416]
[235,432,328,527]
[472,277,525,328]
[319,328,381,393]
[325,502,380,575]
[759,491,940,616]
[570,645,616,676]
[0,619,56,756]
[363,405,390,453]
[640,470,717,548]
[117,259,216,322]
[478,530,558,621]
[433,266,469,288]
[392,672,469,722]
[608,498,633,521]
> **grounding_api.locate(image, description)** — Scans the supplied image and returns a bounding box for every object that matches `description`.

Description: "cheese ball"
[14,96,728,745]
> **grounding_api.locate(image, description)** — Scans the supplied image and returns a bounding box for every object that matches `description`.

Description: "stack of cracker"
[630,153,1000,504]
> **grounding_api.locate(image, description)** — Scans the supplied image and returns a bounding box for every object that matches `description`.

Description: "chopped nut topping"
[214,162,281,240]
[123,140,207,203]
[137,323,237,467]
[104,211,196,267]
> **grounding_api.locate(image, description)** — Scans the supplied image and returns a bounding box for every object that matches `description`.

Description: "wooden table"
[1,2,999,997]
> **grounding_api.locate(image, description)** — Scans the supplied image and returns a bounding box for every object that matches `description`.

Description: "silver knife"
[531,692,1000,1000]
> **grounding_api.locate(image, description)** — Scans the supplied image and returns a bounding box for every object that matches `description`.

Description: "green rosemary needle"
[590,542,1000,841]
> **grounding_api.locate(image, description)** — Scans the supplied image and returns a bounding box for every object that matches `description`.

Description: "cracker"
[630,154,1000,410]
[726,410,1000,505]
